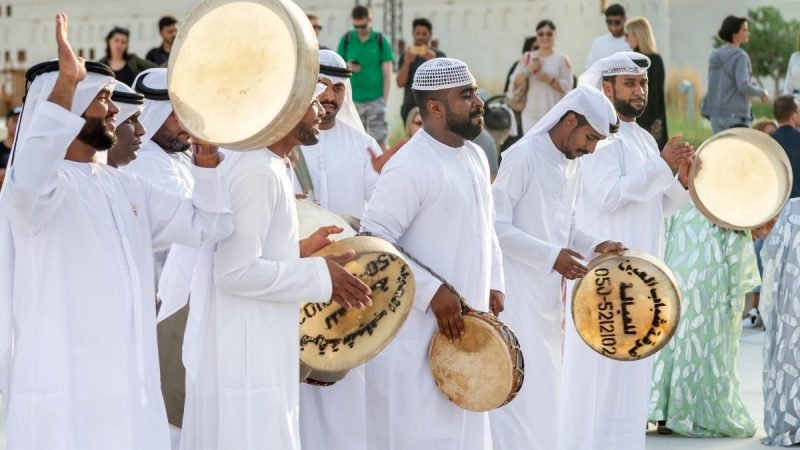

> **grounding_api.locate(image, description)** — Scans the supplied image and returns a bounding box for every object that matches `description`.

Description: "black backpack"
[342,30,384,65]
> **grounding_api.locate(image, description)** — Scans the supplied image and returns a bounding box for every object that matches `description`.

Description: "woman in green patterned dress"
[648,204,760,437]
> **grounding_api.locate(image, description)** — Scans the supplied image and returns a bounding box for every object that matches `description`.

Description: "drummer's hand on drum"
[594,241,625,256]
[431,285,464,342]
[661,134,693,170]
[677,155,693,189]
[324,251,373,309]
[300,226,342,257]
[191,141,220,168]
[489,289,505,317]
[553,248,588,280]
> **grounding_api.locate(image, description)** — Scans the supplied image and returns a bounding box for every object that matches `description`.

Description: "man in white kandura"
[489,85,625,450]
[124,68,195,278]
[107,82,145,168]
[359,58,505,450]
[0,15,232,450]
[298,49,386,450]
[559,51,694,450]
[170,85,372,450]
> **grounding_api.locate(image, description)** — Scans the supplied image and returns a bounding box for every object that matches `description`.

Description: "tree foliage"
[713,6,800,93]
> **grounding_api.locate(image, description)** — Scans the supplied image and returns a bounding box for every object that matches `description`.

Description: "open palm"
[55,14,86,82]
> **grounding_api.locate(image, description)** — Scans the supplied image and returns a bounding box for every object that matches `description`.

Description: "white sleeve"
[147,164,233,252]
[360,153,443,313]
[212,170,332,302]
[363,135,382,204]
[582,141,676,213]
[661,178,691,217]
[125,153,189,197]
[5,102,83,236]
[492,148,562,273]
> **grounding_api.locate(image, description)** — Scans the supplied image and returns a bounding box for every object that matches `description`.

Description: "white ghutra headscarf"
[318,49,363,133]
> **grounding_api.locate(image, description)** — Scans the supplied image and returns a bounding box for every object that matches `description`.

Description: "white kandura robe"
[124,141,195,278]
[177,149,333,450]
[0,102,232,450]
[489,133,603,450]
[360,129,504,450]
[296,121,381,218]
[559,121,690,450]
[296,121,380,450]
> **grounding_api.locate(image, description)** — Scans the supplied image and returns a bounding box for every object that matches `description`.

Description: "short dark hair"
[158,16,177,31]
[412,89,446,118]
[412,18,433,33]
[774,94,799,123]
[352,5,371,20]
[536,20,556,31]
[718,15,747,43]
[105,27,130,60]
[605,4,626,17]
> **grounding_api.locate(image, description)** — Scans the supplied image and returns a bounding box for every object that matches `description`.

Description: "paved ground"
[0,329,770,449]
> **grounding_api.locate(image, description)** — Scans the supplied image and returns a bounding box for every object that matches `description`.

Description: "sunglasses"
[606,19,624,26]
[354,24,368,30]
[313,25,323,31]
[537,31,553,37]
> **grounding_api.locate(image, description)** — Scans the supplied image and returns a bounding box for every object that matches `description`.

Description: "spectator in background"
[337,5,394,149]
[0,106,21,186]
[625,17,668,149]
[784,31,800,98]
[771,95,800,199]
[145,16,178,67]
[396,18,445,125]
[386,106,422,154]
[585,4,631,70]
[701,15,769,133]
[307,14,328,49]
[99,27,155,86]
[510,20,573,133]
[502,36,537,152]
[752,118,779,135]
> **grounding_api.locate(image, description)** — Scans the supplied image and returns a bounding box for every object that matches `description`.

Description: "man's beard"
[445,107,484,141]
[613,91,646,119]
[163,137,191,153]
[321,101,339,123]
[295,121,320,146]
[77,116,116,150]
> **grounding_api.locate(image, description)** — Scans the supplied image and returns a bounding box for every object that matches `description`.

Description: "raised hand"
[324,251,372,309]
[55,14,85,83]
[191,140,220,168]
[553,248,588,280]
[367,146,398,174]
[661,133,694,170]
[300,225,342,257]
[430,284,464,341]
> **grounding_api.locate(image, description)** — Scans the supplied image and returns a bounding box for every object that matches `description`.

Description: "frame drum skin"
[299,237,416,375]
[168,0,320,150]
[689,127,793,230]
[295,199,357,242]
[572,251,681,361]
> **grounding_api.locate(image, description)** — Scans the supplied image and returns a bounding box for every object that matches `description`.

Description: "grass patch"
[667,109,712,148]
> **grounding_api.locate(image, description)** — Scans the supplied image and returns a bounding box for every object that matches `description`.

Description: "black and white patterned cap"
[411,58,476,91]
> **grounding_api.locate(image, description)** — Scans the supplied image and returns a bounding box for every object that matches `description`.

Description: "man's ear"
[428,98,445,120]
[602,80,614,98]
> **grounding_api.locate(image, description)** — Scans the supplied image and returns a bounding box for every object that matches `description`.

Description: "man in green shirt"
[337,5,394,149]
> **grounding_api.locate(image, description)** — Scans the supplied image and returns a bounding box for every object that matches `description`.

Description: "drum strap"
[358,231,472,312]
[289,147,316,202]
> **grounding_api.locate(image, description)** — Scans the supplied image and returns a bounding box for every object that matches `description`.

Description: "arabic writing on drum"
[573,252,680,362]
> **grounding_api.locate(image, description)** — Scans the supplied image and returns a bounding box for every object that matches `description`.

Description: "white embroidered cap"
[412,58,476,91]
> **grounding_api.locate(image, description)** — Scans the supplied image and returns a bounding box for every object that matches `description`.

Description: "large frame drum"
[571,251,681,361]
[167,0,320,150]
[689,127,793,230]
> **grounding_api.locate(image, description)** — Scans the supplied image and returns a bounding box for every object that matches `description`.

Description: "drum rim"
[167,0,320,150]
[428,312,521,412]
[688,127,793,231]
[571,250,682,361]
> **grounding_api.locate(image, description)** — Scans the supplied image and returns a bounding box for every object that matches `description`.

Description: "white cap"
[412,58,476,91]
[579,51,651,90]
